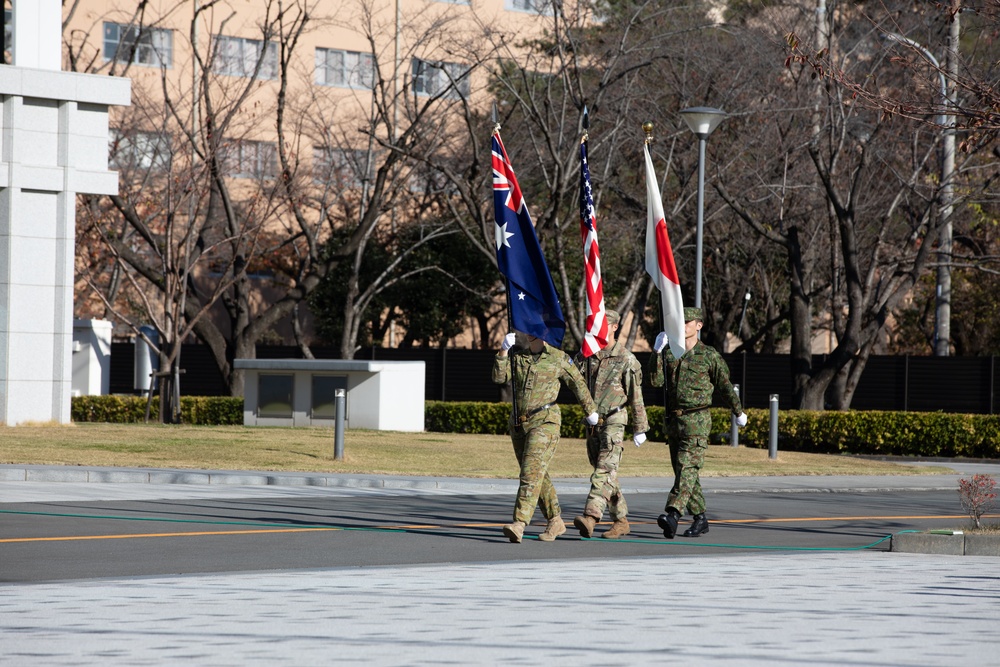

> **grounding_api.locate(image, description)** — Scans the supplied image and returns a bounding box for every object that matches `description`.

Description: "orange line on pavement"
[0,527,337,544]
[3,514,995,544]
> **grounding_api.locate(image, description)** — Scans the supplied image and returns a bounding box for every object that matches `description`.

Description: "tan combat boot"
[573,514,598,538]
[601,518,630,539]
[538,515,566,542]
[503,521,525,543]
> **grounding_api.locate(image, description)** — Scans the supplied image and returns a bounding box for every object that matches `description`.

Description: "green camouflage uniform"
[648,340,742,516]
[493,342,597,525]
[574,340,648,521]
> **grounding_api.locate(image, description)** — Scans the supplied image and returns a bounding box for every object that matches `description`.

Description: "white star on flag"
[495,221,515,250]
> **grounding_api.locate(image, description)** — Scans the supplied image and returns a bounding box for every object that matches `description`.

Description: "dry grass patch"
[0,423,954,478]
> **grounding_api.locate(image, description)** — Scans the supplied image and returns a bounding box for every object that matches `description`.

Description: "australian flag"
[492,131,566,347]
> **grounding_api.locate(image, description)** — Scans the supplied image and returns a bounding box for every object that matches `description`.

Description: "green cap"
[683,307,703,322]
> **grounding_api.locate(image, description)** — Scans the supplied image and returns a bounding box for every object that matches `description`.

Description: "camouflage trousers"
[665,410,711,516]
[583,423,627,521]
[510,421,561,524]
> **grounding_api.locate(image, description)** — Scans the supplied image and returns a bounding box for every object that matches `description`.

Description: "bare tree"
[71,0,504,400]
[709,0,970,408]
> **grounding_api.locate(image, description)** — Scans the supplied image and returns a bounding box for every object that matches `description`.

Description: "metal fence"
[110,343,999,414]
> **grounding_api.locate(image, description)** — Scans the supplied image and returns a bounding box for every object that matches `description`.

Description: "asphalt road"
[0,487,970,583]
[3,465,999,666]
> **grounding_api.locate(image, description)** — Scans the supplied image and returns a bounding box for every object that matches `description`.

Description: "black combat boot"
[657,508,681,539]
[683,514,709,537]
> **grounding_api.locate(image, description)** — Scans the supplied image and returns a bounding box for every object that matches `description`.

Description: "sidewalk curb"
[0,464,979,495]
[891,531,1000,556]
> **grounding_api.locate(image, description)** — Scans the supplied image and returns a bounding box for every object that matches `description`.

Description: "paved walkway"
[3,460,999,666]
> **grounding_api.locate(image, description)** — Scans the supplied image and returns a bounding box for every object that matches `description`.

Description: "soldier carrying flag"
[571,113,648,539]
[489,121,598,544]
[643,121,747,539]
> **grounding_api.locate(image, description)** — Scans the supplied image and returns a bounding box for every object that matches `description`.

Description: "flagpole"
[581,108,594,395]
[494,103,520,424]
[504,277,520,422]
[644,121,671,417]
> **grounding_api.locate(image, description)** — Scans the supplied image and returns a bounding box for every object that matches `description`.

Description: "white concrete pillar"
[73,319,113,397]
[12,0,62,70]
[0,66,130,424]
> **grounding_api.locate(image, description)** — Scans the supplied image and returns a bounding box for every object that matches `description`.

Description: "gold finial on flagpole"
[492,101,501,134]
[643,121,654,145]
[581,104,590,144]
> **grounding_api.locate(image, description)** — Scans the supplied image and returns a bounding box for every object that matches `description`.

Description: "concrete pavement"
[3,460,999,666]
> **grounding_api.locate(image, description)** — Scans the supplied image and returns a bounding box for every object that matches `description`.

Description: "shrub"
[72,396,1000,460]
[958,474,997,529]
[424,401,1000,458]
[424,401,510,434]
[72,395,242,425]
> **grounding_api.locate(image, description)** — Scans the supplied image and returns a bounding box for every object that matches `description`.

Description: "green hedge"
[736,409,1000,458]
[71,395,243,425]
[70,397,1000,458]
[425,401,1000,459]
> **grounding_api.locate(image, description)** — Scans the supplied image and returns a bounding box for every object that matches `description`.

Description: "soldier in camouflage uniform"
[493,331,599,544]
[648,307,747,539]
[572,310,649,539]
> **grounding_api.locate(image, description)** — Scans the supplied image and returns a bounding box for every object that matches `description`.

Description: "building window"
[213,35,278,80]
[409,167,457,196]
[223,140,278,179]
[103,22,173,67]
[109,130,172,172]
[315,48,374,89]
[313,146,373,188]
[311,376,347,419]
[258,375,293,419]
[411,59,470,100]
[505,0,553,13]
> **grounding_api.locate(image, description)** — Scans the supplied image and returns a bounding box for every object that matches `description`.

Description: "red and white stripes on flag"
[579,139,608,357]
[643,143,686,359]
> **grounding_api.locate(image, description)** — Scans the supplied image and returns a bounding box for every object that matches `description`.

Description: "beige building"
[55,0,566,351]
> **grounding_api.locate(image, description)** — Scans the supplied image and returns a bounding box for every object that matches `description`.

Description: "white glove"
[736,412,748,428]
[653,332,668,353]
[585,411,599,426]
[501,333,516,351]
[633,432,646,447]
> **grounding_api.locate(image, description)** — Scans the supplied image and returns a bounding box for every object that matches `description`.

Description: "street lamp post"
[882,32,955,356]
[680,107,727,310]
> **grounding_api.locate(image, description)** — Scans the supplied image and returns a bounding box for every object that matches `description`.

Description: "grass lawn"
[0,423,953,478]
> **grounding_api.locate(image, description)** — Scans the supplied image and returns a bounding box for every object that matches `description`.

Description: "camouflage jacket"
[493,342,597,427]
[647,340,742,415]
[574,340,649,434]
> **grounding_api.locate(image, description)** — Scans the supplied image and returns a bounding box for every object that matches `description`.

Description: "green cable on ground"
[1,508,898,550]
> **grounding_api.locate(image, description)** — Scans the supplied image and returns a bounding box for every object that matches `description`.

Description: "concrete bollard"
[730,384,740,447]
[769,394,779,459]
[334,388,346,461]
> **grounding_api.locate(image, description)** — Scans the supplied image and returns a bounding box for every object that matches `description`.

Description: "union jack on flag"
[579,139,608,357]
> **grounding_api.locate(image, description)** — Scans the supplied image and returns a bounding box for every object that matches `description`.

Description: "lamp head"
[680,106,727,138]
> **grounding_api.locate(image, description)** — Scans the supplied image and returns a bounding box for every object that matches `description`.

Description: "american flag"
[579,139,608,357]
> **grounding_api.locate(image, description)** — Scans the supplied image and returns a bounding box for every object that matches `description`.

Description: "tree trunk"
[787,226,813,407]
